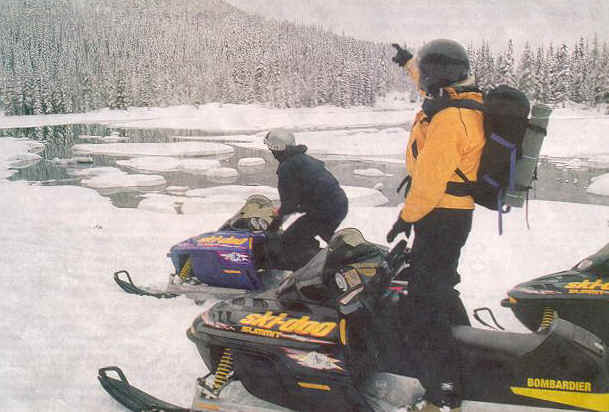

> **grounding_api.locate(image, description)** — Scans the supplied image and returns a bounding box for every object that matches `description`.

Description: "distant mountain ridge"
[225,0,609,49]
[0,0,405,115]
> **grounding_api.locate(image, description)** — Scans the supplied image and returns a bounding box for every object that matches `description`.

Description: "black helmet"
[417,39,470,95]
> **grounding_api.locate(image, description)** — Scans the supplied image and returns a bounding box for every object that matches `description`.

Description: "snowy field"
[1,100,609,411]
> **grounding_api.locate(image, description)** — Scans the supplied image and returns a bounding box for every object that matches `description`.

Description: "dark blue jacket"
[276,145,348,221]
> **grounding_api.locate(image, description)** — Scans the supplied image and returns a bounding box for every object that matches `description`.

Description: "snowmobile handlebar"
[385,239,410,274]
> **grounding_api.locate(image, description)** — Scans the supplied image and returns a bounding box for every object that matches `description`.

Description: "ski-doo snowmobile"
[113,194,293,302]
[99,229,609,412]
[502,241,609,344]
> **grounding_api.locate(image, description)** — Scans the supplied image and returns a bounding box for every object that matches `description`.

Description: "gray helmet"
[417,39,470,95]
[263,128,295,151]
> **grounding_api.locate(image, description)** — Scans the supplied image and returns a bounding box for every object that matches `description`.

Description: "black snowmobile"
[502,241,609,344]
[99,229,609,412]
[113,194,299,302]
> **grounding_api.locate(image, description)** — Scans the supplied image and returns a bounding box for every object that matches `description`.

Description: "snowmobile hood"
[507,269,609,301]
[507,242,609,302]
[191,292,341,347]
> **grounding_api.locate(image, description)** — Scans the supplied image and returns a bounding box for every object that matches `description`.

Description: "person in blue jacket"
[264,128,348,271]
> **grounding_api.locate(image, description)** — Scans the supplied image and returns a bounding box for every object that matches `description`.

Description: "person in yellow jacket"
[387,39,485,412]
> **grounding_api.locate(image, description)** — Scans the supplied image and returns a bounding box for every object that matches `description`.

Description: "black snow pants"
[399,207,472,404]
[280,198,348,271]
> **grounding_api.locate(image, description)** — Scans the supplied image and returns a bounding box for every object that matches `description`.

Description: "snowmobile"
[502,241,609,345]
[99,228,609,412]
[113,194,294,302]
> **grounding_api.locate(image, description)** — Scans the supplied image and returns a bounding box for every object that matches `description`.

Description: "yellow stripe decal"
[298,382,331,391]
[511,387,609,411]
[223,270,241,274]
[339,318,347,345]
[193,401,220,411]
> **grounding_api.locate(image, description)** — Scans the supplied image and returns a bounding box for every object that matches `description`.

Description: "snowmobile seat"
[452,325,548,358]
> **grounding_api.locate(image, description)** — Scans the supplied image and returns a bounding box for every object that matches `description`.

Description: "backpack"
[402,85,550,234]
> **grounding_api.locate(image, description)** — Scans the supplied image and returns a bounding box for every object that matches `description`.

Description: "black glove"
[386,216,412,243]
[267,215,282,232]
[391,43,413,67]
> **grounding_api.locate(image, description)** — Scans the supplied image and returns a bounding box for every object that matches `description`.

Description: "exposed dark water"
[3,125,609,209]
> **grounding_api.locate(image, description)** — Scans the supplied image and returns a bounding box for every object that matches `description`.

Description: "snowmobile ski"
[113,269,288,303]
[114,270,179,299]
[98,366,294,412]
[98,366,190,411]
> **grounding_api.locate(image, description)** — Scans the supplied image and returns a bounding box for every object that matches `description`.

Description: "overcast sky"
[225,0,609,50]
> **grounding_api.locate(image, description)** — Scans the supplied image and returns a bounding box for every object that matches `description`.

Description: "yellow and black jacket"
[401,87,485,223]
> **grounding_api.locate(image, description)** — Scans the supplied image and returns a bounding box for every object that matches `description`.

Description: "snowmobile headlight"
[335,273,348,292]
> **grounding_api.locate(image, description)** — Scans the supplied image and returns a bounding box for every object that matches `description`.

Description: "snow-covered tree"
[496,39,517,87]
[517,42,536,98]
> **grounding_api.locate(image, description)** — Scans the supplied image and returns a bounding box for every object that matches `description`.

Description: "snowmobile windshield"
[219,195,275,231]
[324,228,384,275]
[574,241,609,276]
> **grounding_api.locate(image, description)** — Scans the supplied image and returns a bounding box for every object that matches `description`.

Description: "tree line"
[468,38,609,107]
[0,0,607,117]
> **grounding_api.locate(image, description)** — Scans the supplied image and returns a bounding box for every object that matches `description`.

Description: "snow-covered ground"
[1,100,609,411]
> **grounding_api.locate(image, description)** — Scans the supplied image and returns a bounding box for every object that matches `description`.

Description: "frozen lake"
[4,123,609,209]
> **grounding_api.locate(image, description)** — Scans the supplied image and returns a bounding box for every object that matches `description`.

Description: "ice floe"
[178,158,222,174]
[205,167,239,183]
[25,141,45,154]
[71,142,234,158]
[80,131,129,143]
[343,185,388,206]
[0,138,42,178]
[172,133,255,143]
[238,157,266,168]
[354,168,392,177]
[587,173,609,196]
[115,156,223,174]
[67,166,127,177]
[82,173,166,194]
[116,157,182,173]
[238,157,266,174]
[52,156,94,166]
[166,186,189,195]
[7,153,42,169]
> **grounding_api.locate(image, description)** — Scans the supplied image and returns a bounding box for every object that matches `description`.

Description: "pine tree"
[496,39,517,87]
[533,46,550,103]
[476,42,495,90]
[569,37,587,103]
[551,43,571,106]
[517,42,536,98]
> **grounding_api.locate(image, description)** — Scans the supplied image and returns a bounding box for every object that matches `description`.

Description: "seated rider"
[264,128,348,271]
